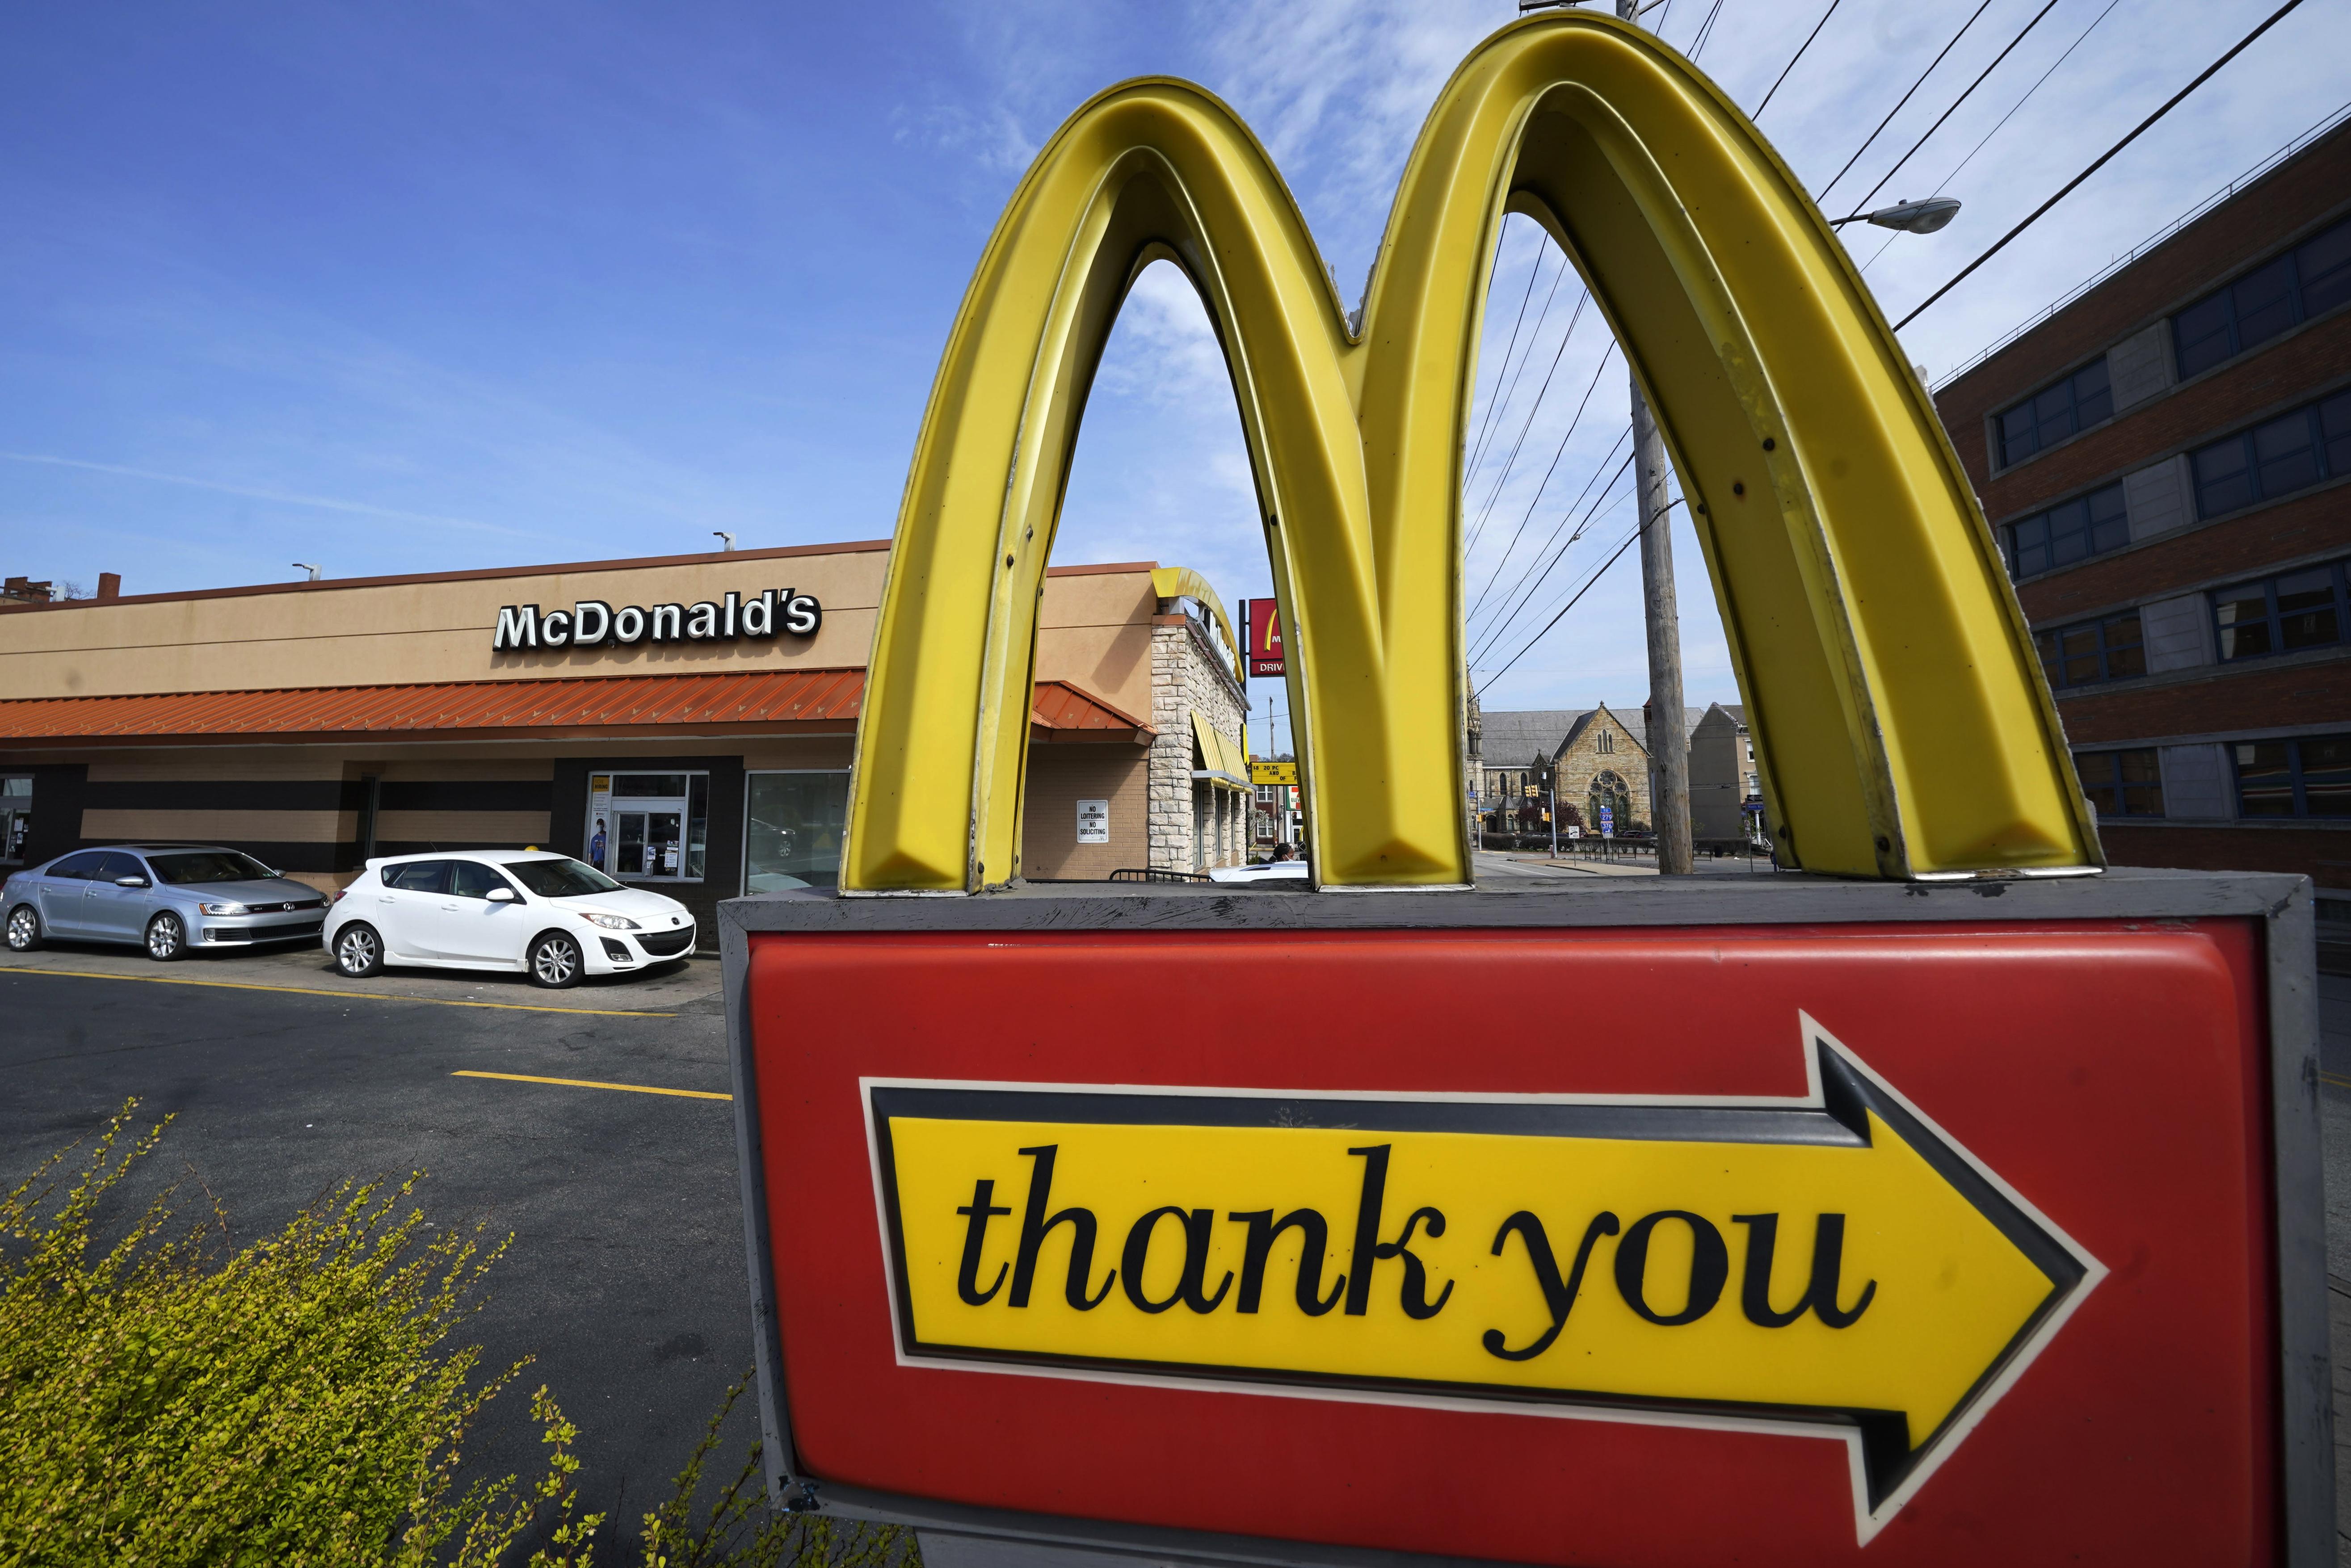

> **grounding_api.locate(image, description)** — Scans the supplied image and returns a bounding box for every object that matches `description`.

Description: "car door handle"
[439,902,462,911]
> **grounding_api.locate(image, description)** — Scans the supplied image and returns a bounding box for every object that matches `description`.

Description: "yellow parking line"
[453,1070,729,1101]
[0,967,672,1017]
[2322,1070,2351,1089]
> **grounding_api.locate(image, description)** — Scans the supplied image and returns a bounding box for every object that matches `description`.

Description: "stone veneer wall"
[1148,607,1249,870]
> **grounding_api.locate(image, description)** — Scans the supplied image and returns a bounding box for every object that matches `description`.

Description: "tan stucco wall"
[0,549,1163,719]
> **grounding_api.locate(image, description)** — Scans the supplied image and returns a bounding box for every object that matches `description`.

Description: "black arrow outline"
[859,1013,2104,1542]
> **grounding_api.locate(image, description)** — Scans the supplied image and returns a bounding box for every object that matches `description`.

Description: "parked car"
[1206,860,1311,884]
[3,845,328,960]
[322,850,695,988]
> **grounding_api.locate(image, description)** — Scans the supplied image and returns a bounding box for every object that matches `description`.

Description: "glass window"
[2230,255,2298,350]
[2192,392,2351,519]
[2277,568,2339,650]
[46,851,105,880]
[2252,407,2321,498]
[2322,391,2351,478]
[2076,749,2163,818]
[2192,433,2257,517]
[450,860,515,900]
[2173,216,2351,378]
[2235,735,2351,819]
[2212,559,2348,662]
[506,857,621,898]
[2305,736,2351,819]
[1995,357,2111,466]
[92,851,146,883]
[2234,742,2294,816]
[2036,610,2144,689]
[381,860,450,894]
[2303,221,2351,317]
[2212,579,2275,659]
[2003,483,2128,578]
[613,774,689,798]
[148,850,276,885]
[2173,292,2235,379]
[744,772,849,892]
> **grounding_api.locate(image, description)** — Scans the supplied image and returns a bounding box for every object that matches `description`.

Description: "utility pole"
[1618,0,1693,877]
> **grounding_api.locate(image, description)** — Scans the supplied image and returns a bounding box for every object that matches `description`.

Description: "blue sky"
[4,0,2343,738]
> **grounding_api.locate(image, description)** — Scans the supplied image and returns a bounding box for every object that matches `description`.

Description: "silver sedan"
[2,844,329,960]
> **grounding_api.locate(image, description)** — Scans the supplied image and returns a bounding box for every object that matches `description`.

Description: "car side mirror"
[115,875,149,888]
[487,887,516,903]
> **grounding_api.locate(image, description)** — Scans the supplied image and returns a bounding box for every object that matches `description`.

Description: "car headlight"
[198,901,248,916]
[578,911,640,930]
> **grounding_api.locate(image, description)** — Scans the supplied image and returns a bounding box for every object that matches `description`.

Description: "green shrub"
[0,1102,597,1567]
[0,1102,917,1568]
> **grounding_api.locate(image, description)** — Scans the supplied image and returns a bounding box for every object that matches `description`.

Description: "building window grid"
[2035,609,2145,689]
[2191,390,2351,520]
[2075,748,2164,819]
[2210,555,2350,663]
[2173,215,2351,381]
[2002,481,2128,579]
[2233,734,2351,820]
[1995,357,2113,468]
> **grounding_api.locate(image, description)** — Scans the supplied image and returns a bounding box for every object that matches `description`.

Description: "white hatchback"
[323,851,695,988]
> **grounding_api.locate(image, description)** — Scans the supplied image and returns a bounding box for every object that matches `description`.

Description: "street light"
[292,563,321,581]
[1831,196,1962,234]
[712,531,736,551]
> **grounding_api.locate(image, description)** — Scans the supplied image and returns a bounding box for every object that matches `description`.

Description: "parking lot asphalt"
[0,936,752,1537]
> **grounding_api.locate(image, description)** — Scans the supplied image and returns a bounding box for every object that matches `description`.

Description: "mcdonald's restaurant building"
[0,543,1253,942]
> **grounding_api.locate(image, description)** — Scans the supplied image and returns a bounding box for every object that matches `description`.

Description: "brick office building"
[1932,115,2351,893]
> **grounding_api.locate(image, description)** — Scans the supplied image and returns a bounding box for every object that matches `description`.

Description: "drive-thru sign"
[724,11,2328,1566]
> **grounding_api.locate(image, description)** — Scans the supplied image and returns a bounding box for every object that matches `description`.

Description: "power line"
[1462,220,1544,487]
[1754,0,1842,119]
[1818,0,1996,209]
[1475,514,1648,695]
[1895,0,2310,329]
[1470,449,1636,668]
[1686,0,1726,60]
[1463,248,1571,530]
[1465,343,1619,624]
[1846,0,2063,218]
[1468,425,1631,654]
[1464,287,1591,557]
[1858,0,2126,275]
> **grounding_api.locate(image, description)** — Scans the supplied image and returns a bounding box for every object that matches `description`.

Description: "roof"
[0,670,1151,746]
[1481,703,1708,765]
[1476,709,1586,765]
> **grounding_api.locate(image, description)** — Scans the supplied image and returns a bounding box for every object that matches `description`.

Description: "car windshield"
[147,851,277,886]
[505,858,622,898]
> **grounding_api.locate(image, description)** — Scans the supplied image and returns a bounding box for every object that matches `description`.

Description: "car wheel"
[4,904,41,952]
[145,911,187,962]
[528,932,583,989]
[334,923,384,978]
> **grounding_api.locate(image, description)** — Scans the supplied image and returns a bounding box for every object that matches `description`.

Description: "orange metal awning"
[0,670,1153,747]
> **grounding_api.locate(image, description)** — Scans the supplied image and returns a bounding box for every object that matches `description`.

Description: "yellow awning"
[1190,711,1251,791]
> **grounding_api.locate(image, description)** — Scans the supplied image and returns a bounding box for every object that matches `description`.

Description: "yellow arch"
[844,11,2099,891]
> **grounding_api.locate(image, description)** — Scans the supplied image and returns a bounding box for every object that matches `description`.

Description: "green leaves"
[0,1102,911,1568]
[0,1101,593,1568]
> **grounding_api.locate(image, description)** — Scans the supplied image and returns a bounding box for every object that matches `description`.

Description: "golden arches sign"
[843,11,2099,892]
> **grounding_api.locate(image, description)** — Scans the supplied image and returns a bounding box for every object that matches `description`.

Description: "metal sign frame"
[723,868,2328,1566]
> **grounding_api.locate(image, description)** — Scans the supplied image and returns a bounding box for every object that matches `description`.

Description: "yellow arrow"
[868,1015,2102,1540]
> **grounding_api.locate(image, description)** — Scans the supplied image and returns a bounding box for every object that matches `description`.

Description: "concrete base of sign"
[721,870,2330,1567]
